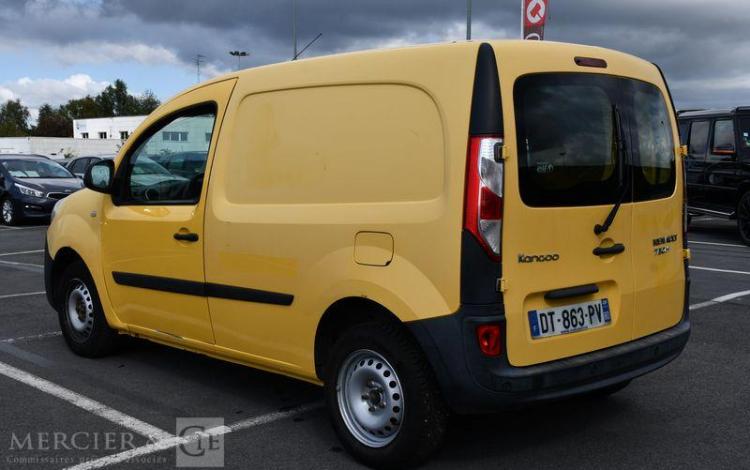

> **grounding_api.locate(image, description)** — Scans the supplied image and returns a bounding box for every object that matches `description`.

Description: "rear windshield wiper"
[594,105,630,235]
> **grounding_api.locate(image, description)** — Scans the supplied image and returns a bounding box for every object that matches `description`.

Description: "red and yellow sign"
[523,0,549,40]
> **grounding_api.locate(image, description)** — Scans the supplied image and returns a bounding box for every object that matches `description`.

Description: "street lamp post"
[229,50,249,71]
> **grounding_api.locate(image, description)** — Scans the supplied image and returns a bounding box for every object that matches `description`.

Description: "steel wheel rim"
[66,279,94,341]
[1,200,12,224]
[336,349,404,448]
[739,197,750,240]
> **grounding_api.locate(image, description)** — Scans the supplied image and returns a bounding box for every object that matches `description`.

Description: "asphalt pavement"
[0,216,748,469]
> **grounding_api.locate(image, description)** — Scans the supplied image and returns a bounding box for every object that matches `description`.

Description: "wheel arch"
[49,246,85,304]
[314,297,412,380]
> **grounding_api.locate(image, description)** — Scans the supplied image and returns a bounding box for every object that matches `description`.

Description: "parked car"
[0,155,82,225]
[64,155,116,179]
[45,40,690,468]
[678,107,750,244]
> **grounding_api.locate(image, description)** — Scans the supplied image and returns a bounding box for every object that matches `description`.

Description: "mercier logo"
[518,253,560,263]
[176,417,225,468]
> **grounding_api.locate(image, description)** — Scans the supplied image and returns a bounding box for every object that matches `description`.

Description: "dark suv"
[678,107,750,244]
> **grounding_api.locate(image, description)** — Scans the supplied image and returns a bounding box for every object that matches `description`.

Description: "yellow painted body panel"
[203,45,479,377]
[46,40,684,381]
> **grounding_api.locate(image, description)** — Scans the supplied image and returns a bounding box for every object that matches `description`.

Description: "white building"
[73,116,146,140]
[0,137,121,160]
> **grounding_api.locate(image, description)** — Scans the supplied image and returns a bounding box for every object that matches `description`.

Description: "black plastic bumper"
[15,195,56,219]
[407,303,690,414]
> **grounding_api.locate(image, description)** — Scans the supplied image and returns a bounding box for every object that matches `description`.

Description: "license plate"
[528,299,611,339]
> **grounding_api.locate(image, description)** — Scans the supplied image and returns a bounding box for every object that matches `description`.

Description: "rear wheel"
[738,191,750,246]
[1,197,17,226]
[57,260,120,357]
[325,322,448,468]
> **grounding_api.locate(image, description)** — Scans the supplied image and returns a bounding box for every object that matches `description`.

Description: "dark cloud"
[1,0,749,109]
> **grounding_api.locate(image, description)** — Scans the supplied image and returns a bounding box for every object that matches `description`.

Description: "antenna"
[466,0,472,40]
[292,0,297,60]
[293,33,322,60]
[194,54,205,83]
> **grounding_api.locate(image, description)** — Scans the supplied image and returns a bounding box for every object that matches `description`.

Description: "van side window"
[740,118,750,159]
[710,119,736,158]
[687,120,710,160]
[119,105,216,205]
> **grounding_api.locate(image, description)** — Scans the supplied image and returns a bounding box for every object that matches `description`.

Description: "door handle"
[593,243,625,256]
[545,283,600,300]
[173,232,199,242]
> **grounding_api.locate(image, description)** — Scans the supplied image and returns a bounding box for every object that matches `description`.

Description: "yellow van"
[45,40,690,467]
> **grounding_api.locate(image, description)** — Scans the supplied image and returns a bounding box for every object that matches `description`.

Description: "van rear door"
[502,73,637,367]
[628,79,684,338]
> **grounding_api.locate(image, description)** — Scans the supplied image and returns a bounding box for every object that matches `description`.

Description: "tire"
[1,197,18,226]
[325,321,448,469]
[56,260,120,357]
[737,191,750,246]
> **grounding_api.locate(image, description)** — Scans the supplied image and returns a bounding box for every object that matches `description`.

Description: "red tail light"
[476,324,502,356]
[464,135,504,260]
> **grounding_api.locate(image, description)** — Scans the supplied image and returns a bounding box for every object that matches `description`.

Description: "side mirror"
[84,160,114,194]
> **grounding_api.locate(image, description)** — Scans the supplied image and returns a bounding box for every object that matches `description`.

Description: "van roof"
[169,39,656,101]
[678,107,750,119]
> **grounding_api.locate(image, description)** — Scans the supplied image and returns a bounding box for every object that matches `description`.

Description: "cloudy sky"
[0,0,747,120]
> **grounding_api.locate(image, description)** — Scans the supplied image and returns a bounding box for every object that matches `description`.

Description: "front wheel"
[738,191,750,246]
[1,197,18,226]
[325,322,448,469]
[57,260,120,357]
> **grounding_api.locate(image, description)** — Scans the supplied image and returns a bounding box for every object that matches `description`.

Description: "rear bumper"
[407,303,690,414]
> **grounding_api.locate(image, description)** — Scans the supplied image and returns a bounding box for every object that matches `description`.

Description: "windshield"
[514,73,675,207]
[1,159,74,179]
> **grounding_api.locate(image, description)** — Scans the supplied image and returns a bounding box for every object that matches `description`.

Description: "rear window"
[740,117,750,158]
[711,119,735,156]
[630,83,675,201]
[514,73,675,207]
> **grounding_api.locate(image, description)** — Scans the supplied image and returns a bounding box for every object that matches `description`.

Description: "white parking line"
[688,240,747,248]
[0,331,61,343]
[690,266,750,276]
[63,402,324,470]
[0,249,44,257]
[689,290,750,311]
[0,360,172,442]
[0,291,45,300]
[0,259,43,268]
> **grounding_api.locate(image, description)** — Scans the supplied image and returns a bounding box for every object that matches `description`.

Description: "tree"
[133,90,160,115]
[93,79,159,116]
[0,79,160,138]
[0,99,30,137]
[61,96,101,120]
[34,104,72,137]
